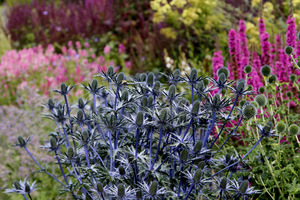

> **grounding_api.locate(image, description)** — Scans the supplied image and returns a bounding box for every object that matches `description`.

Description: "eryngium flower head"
[261,65,272,77]
[258,87,265,94]
[258,121,276,137]
[268,74,277,84]
[254,94,267,107]
[290,74,297,82]
[242,103,257,119]
[217,67,229,78]
[139,181,167,199]
[276,122,286,133]
[289,124,299,135]
[244,65,252,74]
[285,46,294,55]
[5,179,38,195]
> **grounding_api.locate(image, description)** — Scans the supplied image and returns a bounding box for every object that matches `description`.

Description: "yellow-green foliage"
[0,7,12,56]
[150,0,224,40]
[246,0,300,48]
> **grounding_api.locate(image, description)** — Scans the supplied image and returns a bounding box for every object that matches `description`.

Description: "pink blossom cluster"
[0,41,129,103]
[212,17,300,92]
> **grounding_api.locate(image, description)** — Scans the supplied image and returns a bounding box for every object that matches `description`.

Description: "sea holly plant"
[7,67,271,199]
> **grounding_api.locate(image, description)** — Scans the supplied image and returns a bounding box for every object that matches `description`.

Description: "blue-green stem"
[184,184,195,200]
[114,86,119,111]
[210,96,239,149]
[22,194,28,200]
[108,131,113,172]
[212,135,264,178]
[24,146,66,187]
[217,116,243,152]
[150,128,163,170]
[92,94,98,114]
[203,111,216,148]
[191,85,194,103]
[55,151,69,186]
[61,122,71,147]
[84,145,91,168]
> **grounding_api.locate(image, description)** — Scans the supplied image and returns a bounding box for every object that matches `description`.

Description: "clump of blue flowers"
[7,67,271,199]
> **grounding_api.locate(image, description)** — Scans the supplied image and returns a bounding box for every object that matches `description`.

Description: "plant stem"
[151,128,163,170]
[55,151,69,186]
[203,111,216,148]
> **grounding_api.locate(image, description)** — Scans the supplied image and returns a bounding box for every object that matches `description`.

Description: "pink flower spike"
[103,45,111,54]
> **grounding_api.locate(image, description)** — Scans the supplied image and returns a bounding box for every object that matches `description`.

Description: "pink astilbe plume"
[238,20,249,67]
[258,18,266,36]
[286,16,297,48]
[260,32,271,66]
[228,29,242,79]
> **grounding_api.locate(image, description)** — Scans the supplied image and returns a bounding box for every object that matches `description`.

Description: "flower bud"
[153,81,161,91]
[268,74,277,84]
[61,83,67,93]
[77,110,84,120]
[149,181,158,195]
[141,97,148,107]
[180,148,189,162]
[286,91,292,97]
[197,81,205,91]
[203,79,209,86]
[78,98,84,109]
[116,72,125,84]
[136,112,144,126]
[255,94,267,107]
[190,68,198,81]
[276,122,286,133]
[97,183,103,193]
[239,99,246,108]
[193,169,202,183]
[247,85,253,91]
[236,79,245,92]
[242,103,257,119]
[239,180,249,194]
[25,183,31,193]
[121,90,129,102]
[244,65,252,74]
[217,67,229,78]
[218,73,226,84]
[198,161,205,169]
[193,141,202,153]
[251,101,258,108]
[147,96,153,107]
[159,108,168,122]
[140,73,147,82]
[119,166,126,176]
[258,87,265,94]
[263,122,273,134]
[261,65,272,77]
[13,181,21,190]
[168,85,176,98]
[213,94,221,104]
[107,66,114,77]
[147,72,154,86]
[48,98,55,110]
[67,147,74,159]
[289,124,299,135]
[191,101,200,115]
[284,46,294,55]
[118,184,125,198]
[91,79,98,90]
[290,74,297,82]
[50,137,57,149]
[174,69,181,78]
[18,136,26,147]
[82,131,89,143]
[220,178,227,190]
